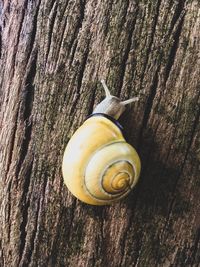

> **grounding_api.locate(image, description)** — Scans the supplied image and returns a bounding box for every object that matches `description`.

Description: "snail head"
[93,80,139,120]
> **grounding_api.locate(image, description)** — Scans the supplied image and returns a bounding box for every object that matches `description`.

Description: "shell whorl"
[84,141,138,202]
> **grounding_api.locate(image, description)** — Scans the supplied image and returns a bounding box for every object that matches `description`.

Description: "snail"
[62,80,141,205]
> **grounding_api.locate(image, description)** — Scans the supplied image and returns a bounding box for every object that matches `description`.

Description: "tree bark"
[0,0,200,266]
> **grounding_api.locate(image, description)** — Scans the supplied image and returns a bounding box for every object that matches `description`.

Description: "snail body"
[62,80,141,205]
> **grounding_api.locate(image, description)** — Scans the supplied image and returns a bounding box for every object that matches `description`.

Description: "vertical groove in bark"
[164,13,185,84]
[0,1,200,267]
[138,69,159,147]
[117,2,139,95]
[16,53,37,174]
[18,162,33,263]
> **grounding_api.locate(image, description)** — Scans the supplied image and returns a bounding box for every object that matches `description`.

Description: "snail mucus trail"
[62,80,141,205]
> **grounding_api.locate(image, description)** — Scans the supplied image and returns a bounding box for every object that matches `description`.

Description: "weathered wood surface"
[0,0,200,266]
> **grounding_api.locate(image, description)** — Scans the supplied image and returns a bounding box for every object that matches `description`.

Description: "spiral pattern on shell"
[84,142,137,202]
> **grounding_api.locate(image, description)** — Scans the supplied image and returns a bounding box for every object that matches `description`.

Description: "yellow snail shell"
[62,113,141,205]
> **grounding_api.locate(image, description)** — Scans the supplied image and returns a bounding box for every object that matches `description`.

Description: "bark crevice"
[138,69,159,147]
[13,0,29,69]
[16,53,37,174]
[164,13,185,84]
[67,0,86,61]
[118,4,139,96]
[18,163,33,264]
[139,0,161,87]
[45,1,58,64]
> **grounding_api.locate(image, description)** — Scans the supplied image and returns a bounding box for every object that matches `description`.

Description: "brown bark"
[0,0,200,266]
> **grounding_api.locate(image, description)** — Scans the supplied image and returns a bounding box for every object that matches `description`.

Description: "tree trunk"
[0,0,199,266]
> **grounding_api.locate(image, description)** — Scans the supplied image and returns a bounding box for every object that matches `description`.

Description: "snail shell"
[62,114,141,205]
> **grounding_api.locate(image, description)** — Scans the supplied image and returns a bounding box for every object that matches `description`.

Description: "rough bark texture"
[0,0,200,266]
